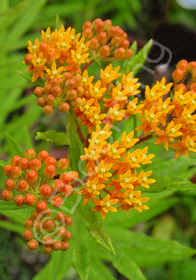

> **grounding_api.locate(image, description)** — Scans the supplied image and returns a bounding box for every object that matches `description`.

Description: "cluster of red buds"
[172,59,196,93]
[82,18,133,60]
[1,149,78,254]
[34,73,82,115]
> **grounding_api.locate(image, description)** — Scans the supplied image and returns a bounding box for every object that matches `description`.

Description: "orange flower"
[95,160,113,181]
[137,106,162,134]
[120,131,139,149]
[31,52,46,82]
[137,170,156,188]
[171,135,196,158]
[81,177,105,205]
[46,62,65,80]
[100,64,121,85]
[92,194,118,220]
[154,121,182,150]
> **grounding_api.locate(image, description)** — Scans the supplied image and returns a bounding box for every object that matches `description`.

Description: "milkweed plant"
[1,18,196,280]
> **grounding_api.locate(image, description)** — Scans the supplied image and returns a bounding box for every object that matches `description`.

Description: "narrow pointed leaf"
[4,132,24,156]
[33,250,73,280]
[73,216,90,280]
[89,257,116,280]
[0,220,23,235]
[111,227,196,267]
[125,39,153,75]
[0,200,29,210]
[66,109,84,173]
[35,130,69,146]
[17,70,45,87]
[111,246,147,280]
[78,202,116,255]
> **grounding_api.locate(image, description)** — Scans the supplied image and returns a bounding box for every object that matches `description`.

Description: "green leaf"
[72,216,90,280]
[88,257,116,280]
[124,39,153,76]
[66,109,84,173]
[145,156,196,192]
[0,220,23,235]
[75,198,116,255]
[23,125,34,149]
[111,246,147,280]
[35,130,69,146]
[4,132,24,157]
[0,200,28,210]
[171,259,196,280]
[17,70,45,87]
[130,41,137,56]
[146,175,196,193]
[111,228,196,267]
[107,194,177,229]
[32,250,73,280]
[0,160,6,167]
[1,0,47,53]
[0,206,33,224]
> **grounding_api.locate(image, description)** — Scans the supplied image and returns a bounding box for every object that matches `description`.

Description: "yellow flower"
[127,98,144,115]
[45,62,65,80]
[121,72,140,96]
[100,64,121,85]
[89,81,106,100]
[120,131,139,149]
[106,140,126,160]
[119,170,137,189]
[81,177,105,205]
[108,104,126,122]
[95,160,113,181]
[154,121,183,150]
[81,70,94,87]
[133,197,149,213]
[41,27,54,43]
[137,170,156,188]
[92,194,118,220]
[71,48,89,66]
[80,146,101,162]
[89,106,106,126]
[31,52,46,82]
[27,38,40,54]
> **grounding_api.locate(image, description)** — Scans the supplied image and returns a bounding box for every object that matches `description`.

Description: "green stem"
[133,115,137,138]
[75,117,86,146]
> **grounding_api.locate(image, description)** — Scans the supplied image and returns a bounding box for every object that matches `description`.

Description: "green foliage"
[32,250,73,280]
[66,108,84,173]
[124,39,153,76]
[0,200,28,210]
[72,216,90,280]
[35,130,69,146]
[77,202,116,255]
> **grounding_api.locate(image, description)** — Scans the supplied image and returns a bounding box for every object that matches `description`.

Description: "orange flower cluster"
[75,63,141,133]
[136,77,196,158]
[82,18,133,60]
[80,125,155,219]
[24,19,133,115]
[172,59,196,93]
[1,149,78,254]
[24,25,90,115]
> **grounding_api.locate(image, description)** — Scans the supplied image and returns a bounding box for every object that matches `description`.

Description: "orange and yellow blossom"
[136,106,162,135]
[80,124,155,219]
[154,121,183,150]
[135,73,196,158]
[100,64,121,86]
[92,195,118,220]
[170,135,196,158]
